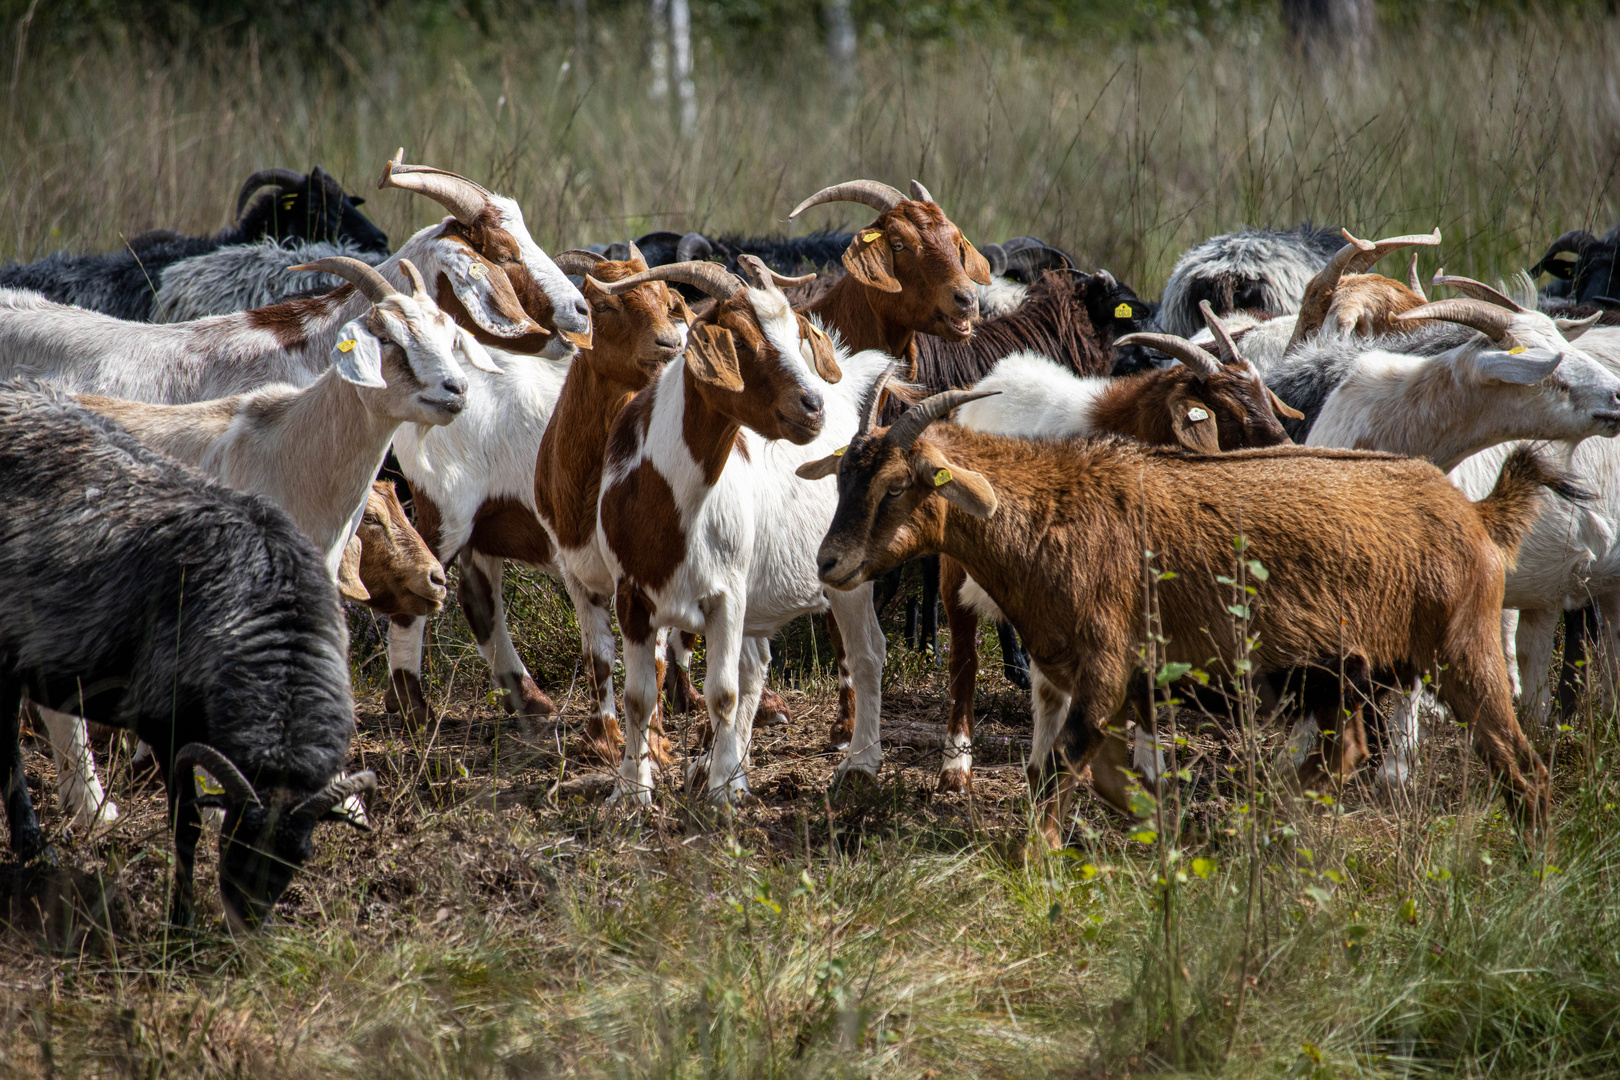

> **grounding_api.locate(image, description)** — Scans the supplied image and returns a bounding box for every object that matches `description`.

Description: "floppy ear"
[331,319,387,388]
[455,326,503,374]
[337,534,370,603]
[686,323,745,391]
[796,450,843,480]
[1472,347,1563,385]
[797,316,842,384]
[959,235,993,286]
[914,449,997,518]
[843,229,902,293]
[440,244,545,339]
[1168,387,1222,453]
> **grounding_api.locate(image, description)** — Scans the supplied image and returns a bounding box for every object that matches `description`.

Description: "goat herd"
[1,153,1617,932]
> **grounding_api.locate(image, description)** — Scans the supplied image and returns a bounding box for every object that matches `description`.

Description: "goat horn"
[856,362,900,439]
[1407,252,1427,302]
[1431,274,1527,313]
[737,253,815,290]
[788,180,907,219]
[1343,228,1442,276]
[1198,300,1248,366]
[586,261,743,301]
[626,240,648,269]
[235,168,308,218]
[377,154,493,227]
[1397,298,1515,343]
[398,258,429,301]
[909,179,936,204]
[293,770,378,820]
[551,248,607,276]
[289,257,399,304]
[676,232,714,262]
[885,389,998,452]
[173,744,260,806]
[1114,332,1221,376]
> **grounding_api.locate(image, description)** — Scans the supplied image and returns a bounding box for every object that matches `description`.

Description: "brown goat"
[933,321,1294,792]
[804,390,1567,843]
[347,480,448,618]
[1285,228,1441,352]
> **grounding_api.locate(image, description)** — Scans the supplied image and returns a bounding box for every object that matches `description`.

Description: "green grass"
[5,7,1620,1078]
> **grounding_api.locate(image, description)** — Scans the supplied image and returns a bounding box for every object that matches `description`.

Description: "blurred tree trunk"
[671,0,695,137]
[572,0,588,90]
[648,0,669,100]
[1282,0,1375,68]
[824,0,857,91]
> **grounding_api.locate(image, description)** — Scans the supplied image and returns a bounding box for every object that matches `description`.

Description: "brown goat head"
[790,180,992,343]
[1111,322,1294,451]
[1287,227,1441,351]
[342,481,447,617]
[560,247,692,379]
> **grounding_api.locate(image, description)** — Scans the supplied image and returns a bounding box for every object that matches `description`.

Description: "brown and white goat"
[805,390,1571,842]
[532,247,692,764]
[930,314,1297,792]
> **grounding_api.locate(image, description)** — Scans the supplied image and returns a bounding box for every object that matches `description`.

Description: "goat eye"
[890,240,904,253]
[885,484,906,498]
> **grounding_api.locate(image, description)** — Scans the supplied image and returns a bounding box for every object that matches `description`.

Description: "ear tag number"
[468,261,488,281]
[1186,407,1210,422]
[933,468,953,487]
[861,231,882,243]
[832,446,847,457]
[1115,302,1133,318]
[337,339,358,353]
[1508,346,1527,355]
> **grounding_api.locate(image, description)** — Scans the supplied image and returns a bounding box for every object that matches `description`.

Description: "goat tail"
[1471,445,1595,567]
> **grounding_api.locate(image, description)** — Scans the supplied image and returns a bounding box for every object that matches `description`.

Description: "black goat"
[1531,224,1620,315]
[0,166,388,322]
[0,383,372,930]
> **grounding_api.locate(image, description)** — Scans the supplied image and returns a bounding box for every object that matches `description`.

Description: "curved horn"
[626,240,648,269]
[885,389,999,451]
[1114,332,1221,375]
[1396,298,1515,342]
[586,261,744,301]
[1407,252,1427,302]
[980,243,1008,278]
[1199,300,1248,365]
[676,232,714,262]
[1343,228,1442,276]
[289,256,399,304]
[377,152,493,227]
[293,770,379,820]
[788,180,907,219]
[737,253,815,290]
[1431,274,1527,313]
[235,168,308,217]
[173,744,260,805]
[551,248,607,277]
[856,363,900,439]
[909,179,936,205]
[398,258,429,301]
[1530,230,1598,279]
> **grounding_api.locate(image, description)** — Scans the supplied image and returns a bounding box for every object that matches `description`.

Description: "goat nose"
[429,568,447,588]
[572,298,591,324]
[655,332,683,351]
[800,390,824,415]
[442,377,468,396]
[818,555,839,580]
[954,288,978,312]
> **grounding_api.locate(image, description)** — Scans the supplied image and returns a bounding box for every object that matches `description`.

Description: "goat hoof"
[576,717,625,767]
[755,688,792,728]
[936,768,973,794]
[507,674,555,719]
[830,764,880,798]
[827,718,854,751]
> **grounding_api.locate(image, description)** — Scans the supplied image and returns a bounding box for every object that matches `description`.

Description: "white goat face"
[491,195,591,341]
[331,295,476,427]
[1470,313,1620,441]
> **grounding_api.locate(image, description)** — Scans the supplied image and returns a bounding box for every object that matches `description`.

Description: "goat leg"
[0,679,51,863]
[997,623,1030,690]
[939,557,977,793]
[824,613,856,749]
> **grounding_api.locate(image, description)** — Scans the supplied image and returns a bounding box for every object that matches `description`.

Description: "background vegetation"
[2,2,1620,1077]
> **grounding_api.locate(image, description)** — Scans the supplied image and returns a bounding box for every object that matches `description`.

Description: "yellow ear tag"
[1508,346,1527,355]
[861,231,882,243]
[280,194,297,210]
[1114,302,1133,318]
[338,339,358,353]
[195,772,225,796]
[467,261,488,281]
[933,468,953,487]
[832,446,847,457]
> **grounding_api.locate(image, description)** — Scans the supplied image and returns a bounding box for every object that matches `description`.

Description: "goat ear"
[455,326,503,374]
[442,244,546,339]
[331,319,387,388]
[797,316,842,384]
[1556,313,1601,340]
[959,235,994,286]
[914,451,997,518]
[796,452,842,480]
[1168,389,1221,453]
[843,230,902,293]
[1472,346,1563,385]
[337,534,370,603]
[686,323,745,392]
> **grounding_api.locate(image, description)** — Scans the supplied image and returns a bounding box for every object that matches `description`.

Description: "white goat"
[594,256,890,805]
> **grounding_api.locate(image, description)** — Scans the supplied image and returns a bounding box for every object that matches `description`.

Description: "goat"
[930,314,1294,792]
[1158,223,1345,337]
[532,246,692,763]
[0,383,374,930]
[0,166,388,322]
[806,389,1570,843]
[1531,224,1620,311]
[594,256,891,804]
[151,236,387,323]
